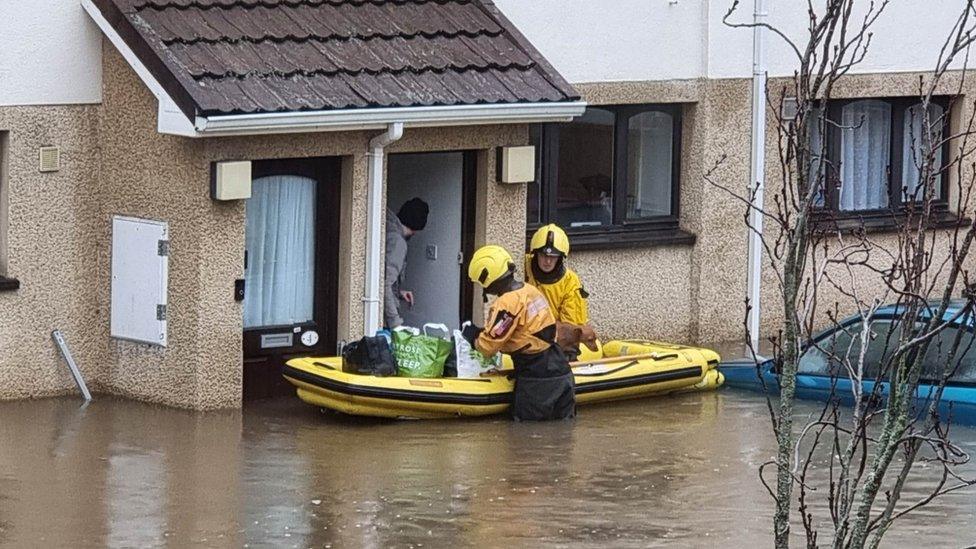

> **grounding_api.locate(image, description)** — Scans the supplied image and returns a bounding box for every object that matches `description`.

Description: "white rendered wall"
[497,0,973,83]
[496,0,707,83]
[0,1,964,106]
[0,0,103,106]
[708,0,973,79]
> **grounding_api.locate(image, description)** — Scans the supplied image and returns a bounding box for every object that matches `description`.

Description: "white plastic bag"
[454,321,501,378]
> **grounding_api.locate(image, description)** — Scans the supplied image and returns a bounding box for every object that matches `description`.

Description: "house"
[1,0,971,409]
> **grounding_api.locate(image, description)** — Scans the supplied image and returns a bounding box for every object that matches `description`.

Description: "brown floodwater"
[0,390,974,548]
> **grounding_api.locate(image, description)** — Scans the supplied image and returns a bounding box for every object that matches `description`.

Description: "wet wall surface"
[0,392,973,548]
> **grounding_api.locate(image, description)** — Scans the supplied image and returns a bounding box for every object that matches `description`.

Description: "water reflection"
[0,392,973,548]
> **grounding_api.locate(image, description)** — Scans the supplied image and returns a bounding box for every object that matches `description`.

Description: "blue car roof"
[861,299,973,326]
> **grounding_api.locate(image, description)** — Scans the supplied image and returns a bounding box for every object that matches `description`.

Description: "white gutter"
[363,123,405,336]
[746,0,768,350]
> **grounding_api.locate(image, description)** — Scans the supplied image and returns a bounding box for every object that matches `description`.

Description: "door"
[242,157,340,400]
[386,151,477,329]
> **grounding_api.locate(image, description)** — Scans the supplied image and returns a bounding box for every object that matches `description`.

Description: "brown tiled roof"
[93,0,579,118]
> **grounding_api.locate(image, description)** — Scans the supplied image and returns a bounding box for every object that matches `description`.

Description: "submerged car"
[719,300,976,426]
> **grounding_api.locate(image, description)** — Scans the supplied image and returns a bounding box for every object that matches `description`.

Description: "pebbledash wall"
[2,1,975,408]
[0,1,104,400]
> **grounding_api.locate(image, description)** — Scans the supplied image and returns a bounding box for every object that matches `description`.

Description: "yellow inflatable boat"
[283,341,722,419]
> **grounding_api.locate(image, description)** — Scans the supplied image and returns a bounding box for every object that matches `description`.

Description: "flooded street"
[1,391,974,548]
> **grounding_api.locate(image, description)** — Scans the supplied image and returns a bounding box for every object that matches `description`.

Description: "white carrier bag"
[453,321,501,378]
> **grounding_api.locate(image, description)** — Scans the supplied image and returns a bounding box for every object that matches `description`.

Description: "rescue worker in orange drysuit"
[461,245,575,421]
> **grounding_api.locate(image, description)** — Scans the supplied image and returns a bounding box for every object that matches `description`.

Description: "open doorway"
[387,152,476,330]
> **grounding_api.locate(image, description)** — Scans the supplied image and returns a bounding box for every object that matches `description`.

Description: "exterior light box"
[496,145,536,184]
[211,160,252,201]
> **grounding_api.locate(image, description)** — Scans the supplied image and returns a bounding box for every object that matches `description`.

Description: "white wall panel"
[0,0,103,106]
[498,0,974,83]
[708,0,973,79]
[495,0,707,83]
[0,1,966,106]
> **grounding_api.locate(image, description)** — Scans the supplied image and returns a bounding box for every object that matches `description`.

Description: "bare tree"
[712,1,976,547]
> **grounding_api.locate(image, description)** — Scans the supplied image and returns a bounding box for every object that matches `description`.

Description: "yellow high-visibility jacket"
[524,254,589,326]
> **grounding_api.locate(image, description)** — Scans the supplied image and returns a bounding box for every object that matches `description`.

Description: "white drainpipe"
[746,0,767,350]
[363,122,404,337]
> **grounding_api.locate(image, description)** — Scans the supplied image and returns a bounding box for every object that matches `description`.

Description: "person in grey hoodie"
[384,197,429,328]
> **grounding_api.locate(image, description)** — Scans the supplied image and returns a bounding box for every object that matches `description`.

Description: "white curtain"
[244,175,316,328]
[902,102,944,202]
[840,100,891,211]
[627,111,673,218]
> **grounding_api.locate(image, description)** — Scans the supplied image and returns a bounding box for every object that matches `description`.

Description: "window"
[244,175,317,328]
[808,98,950,216]
[799,319,976,385]
[800,319,902,379]
[0,131,15,292]
[919,326,976,383]
[527,105,688,247]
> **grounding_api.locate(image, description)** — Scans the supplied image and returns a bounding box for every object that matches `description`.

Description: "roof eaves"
[89,0,201,121]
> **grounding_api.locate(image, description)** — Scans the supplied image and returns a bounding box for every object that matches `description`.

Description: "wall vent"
[38,146,60,173]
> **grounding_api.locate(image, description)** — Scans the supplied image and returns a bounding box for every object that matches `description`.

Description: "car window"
[801,319,976,384]
[799,320,900,378]
[862,321,901,378]
[920,327,976,383]
[799,325,860,376]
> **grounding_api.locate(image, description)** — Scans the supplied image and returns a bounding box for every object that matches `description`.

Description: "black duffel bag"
[341,335,397,376]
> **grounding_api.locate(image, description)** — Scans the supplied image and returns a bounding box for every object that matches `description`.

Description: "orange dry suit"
[524,254,589,326]
[475,283,575,420]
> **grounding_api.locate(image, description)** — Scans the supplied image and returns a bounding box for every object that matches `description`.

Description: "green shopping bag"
[392,323,453,378]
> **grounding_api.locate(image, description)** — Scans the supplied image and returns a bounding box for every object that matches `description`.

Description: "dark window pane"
[840,100,891,211]
[799,320,899,378]
[526,125,543,225]
[902,102,945,202]
[920,326,976,382]
[554,108,614,228]
[861,321,901,379]
[626,111,673,219]
[799,326,858,376]
[808,105,827,207]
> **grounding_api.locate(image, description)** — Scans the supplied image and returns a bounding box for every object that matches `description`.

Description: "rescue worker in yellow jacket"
[462,245,575,421]
[525,224,589,359]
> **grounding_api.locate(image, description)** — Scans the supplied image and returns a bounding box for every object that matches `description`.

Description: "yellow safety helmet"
[529,224,570,257]
[468,245,516,288]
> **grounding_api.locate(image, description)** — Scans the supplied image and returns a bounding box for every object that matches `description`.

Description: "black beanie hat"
[397,197,429,231]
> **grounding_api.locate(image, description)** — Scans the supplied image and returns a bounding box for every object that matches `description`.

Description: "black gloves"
[461,323,483,345]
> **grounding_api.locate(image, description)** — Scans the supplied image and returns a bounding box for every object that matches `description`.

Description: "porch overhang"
[82,0,585,138]
[191,102,587,138]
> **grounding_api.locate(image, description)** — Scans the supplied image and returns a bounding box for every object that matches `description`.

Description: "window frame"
[527,104,689,248]
[814,96,952,220]
[0,130,16,292]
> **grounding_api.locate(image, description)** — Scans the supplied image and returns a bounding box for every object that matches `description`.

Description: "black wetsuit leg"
[511,346,576,421]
